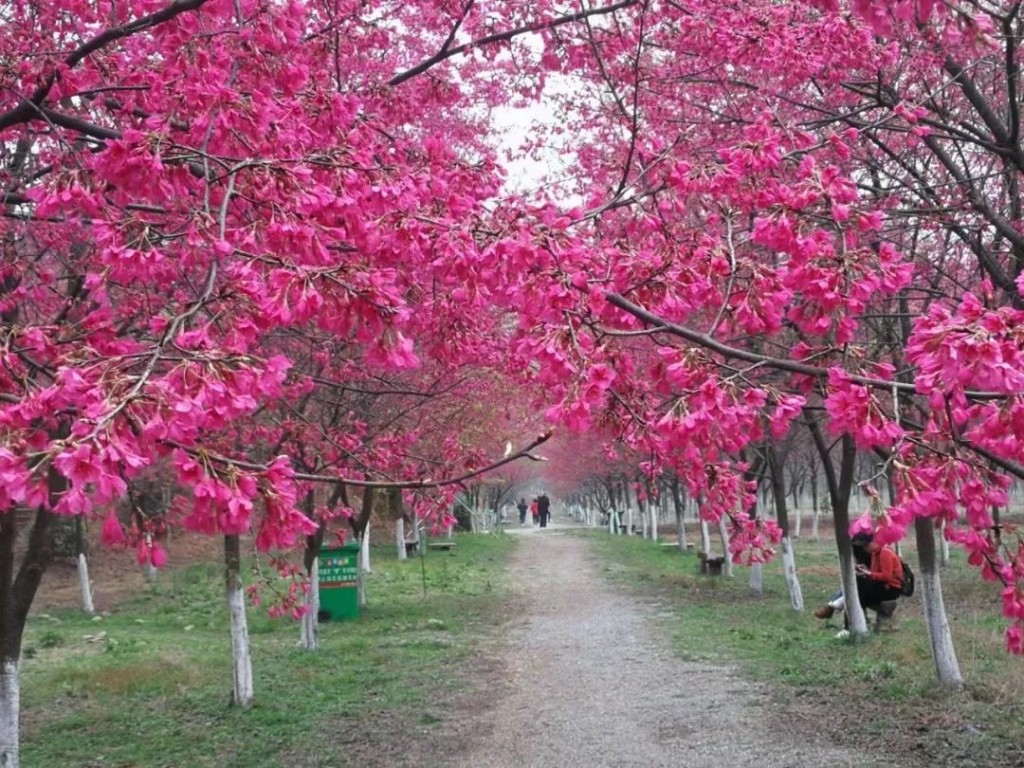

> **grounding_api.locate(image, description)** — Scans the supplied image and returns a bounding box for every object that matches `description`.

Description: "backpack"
[900,559,915,598]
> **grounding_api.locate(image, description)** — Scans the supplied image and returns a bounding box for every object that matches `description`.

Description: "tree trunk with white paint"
[649,502,658,543]
[781,537,804,611]
[358,528,370,609]
[699,518,711,555]
[0,660,19,768]
[671,480,688,551]
[224,534,254,707]
[717,517,733,577]
[809,429,869,637]
[360,522,371,574]
[938,519,949,567]
[748,563,763,594]
[915,517,962,686]
[395,516,406,562]
[77,554,95,617]
[768,444,803,611]
[793,506,802,539]
[299,557,319,651]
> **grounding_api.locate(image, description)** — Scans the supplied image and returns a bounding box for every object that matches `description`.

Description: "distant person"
[517,498,528,526]
[537,493,551,528]
[530,498,539,526]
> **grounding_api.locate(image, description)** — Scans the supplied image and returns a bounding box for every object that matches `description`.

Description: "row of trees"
[4,0,1024,764]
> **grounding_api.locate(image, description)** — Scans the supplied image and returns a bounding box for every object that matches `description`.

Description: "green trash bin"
[318,542,361,620]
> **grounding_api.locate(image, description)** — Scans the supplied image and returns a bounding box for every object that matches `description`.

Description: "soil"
[436,525,889,768]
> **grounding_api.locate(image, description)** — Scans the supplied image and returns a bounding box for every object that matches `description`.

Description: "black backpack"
[900,559,915,597]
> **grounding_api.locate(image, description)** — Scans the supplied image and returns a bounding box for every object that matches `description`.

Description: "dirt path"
[452,526,883,768]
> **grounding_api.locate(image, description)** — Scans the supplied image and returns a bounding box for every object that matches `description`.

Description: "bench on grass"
[427,541,456,552]
[660,541,695,551]
[403,540,419,556]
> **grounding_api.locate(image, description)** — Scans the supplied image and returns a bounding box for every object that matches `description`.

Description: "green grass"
[20,533,516,768]
[586,530,1024,768]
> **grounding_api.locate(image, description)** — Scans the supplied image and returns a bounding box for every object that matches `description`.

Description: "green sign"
[320,552,358,587]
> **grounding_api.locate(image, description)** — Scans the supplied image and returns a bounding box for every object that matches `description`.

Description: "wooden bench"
[660,541,695,551]
[427,541,456,552]
[403,540,419,556]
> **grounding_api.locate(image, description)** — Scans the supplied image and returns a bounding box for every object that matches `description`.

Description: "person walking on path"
[530,498,539,526]
[517,498,528,526]
[537,493,551,528]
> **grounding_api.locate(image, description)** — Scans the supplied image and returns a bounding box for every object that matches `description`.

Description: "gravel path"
[453,525,883,768]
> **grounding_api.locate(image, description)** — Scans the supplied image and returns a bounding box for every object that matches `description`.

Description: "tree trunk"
[748,563,763,594]
[224,534,254,707]
[358,524,370,609]
[0,660,18,768]
[299,557,319,651]
[938,519,949,567]
[809,428,869,636]
[769,444,803,610]
[1,475,61,768]
[360,522,371,574]
[915,517,963,687]
[699,518,711,555]
[671,478,687,551]
[717,517,733,577]
[77,554,95,617]
[395,516,406,562]
[76,518,95,616]
[781,538,804,611]
[299,493,325,651]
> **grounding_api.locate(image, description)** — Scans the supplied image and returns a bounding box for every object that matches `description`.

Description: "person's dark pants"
[519,511,526,525]
[844,578,901,628]
[539,513,548,528]
[857,578,901,608]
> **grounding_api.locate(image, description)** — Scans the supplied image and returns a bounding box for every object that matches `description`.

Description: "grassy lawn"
[20,533,517,768]
[587,528,1024,768]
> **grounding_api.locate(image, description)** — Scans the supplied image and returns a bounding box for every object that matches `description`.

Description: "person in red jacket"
[814,531,902,620]
[852,531,903,605]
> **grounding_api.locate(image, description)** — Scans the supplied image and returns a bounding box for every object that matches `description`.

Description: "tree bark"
[0,660,18,768]
[224,534,253,706]
[769,444,804,610]
[914,517,963,687]
[671,478,687,551]
[76,518,95,616]
[1,473,60,768]
[810,427,869,636]
[299,557,319,651]
[717,517,733,577]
